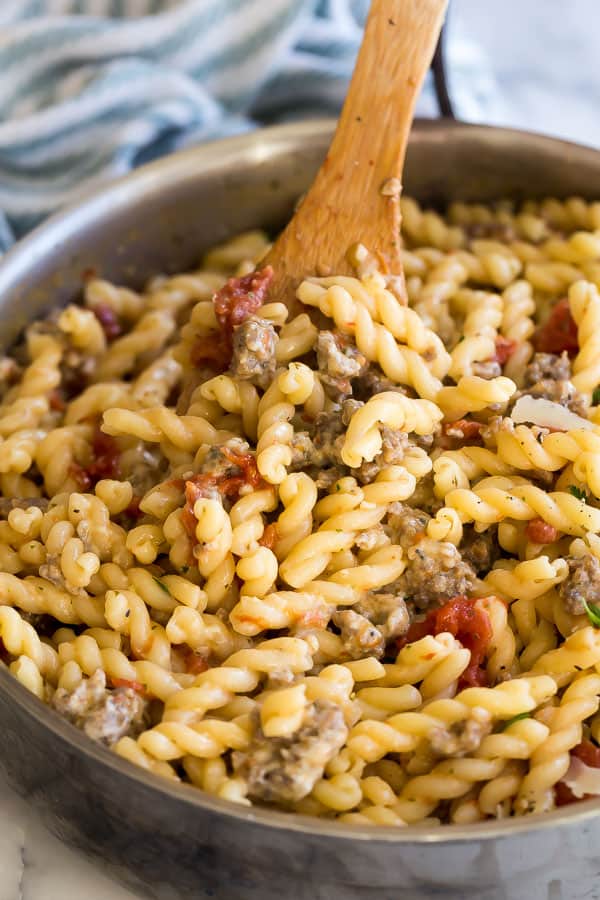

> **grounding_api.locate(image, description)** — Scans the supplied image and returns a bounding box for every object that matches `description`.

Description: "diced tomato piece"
[69,462,93,491]
[220,446,263,490]
[69,427,120,491]
[534,298,579,355]
[181,447,264,542]
[190,266,273,371]
[399,617,431,644]
[493,336,517,365]
[181,472,247,541]
[398,595,493,688]
[460,663,489,687]
[184,652,210,675]
[121,495,142,521]
[443,419,484,442]
[572,739,600,769]
[89,428,120,481]
[181,476,215,539]
[259,523,278,551]
[213,265,273,335]
[525,518,562,544]
[555,780,578,806]
[190,335,231,372]
[431,597,492,677]
[93,303,122,340]
[111,677,146,694]
[49,389,66,412]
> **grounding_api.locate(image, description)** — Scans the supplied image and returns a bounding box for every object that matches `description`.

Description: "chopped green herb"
[569,485,588,502]
[152,576,171,595]
[583,598,600,628]
[593,386,600,406]
[457,335,465,343]
[503,712,530,730]
[181,566,189,574]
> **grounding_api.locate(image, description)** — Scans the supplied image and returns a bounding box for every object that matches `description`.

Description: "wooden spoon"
[264,0,448,305]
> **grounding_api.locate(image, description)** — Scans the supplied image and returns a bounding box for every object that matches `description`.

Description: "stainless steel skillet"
[1,120,600,900]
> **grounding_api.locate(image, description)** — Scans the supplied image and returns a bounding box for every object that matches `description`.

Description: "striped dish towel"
[0,0,500,251]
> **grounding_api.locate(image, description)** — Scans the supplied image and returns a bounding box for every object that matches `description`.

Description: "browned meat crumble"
[558,553,600,616]
[510,351,586,415]
[429,709,492,758]
[230,315,278,388]
[459,526,500,575]
[52,669,148,746]
[233,700,348,804]
[395,538,477,610]
[354,592,410,642]
[333,609,386,660]
[316,331,368,401]
[387,504,431,549]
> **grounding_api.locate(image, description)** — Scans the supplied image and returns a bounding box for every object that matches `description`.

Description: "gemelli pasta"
[4,196,600,826]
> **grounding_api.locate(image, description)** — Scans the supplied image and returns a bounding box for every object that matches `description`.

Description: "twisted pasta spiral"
[56,634,188,700]
[256,364,315,484]
[0,606,59,685]
[569,279,600,396]
[516,674,600,814]
[448,288,503,380]
[436,376,516,421]
[342,392,442,467]
[298,281,447,398]
[102,407,229,452]
[442,476,600,536]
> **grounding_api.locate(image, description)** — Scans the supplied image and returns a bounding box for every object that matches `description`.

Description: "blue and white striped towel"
[0,0,500,252]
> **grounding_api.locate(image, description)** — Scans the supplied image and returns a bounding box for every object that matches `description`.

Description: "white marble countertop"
[0,768,137,900]
[1,3,600,899]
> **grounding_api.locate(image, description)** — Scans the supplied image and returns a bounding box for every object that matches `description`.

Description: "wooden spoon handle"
[266,0,448,302]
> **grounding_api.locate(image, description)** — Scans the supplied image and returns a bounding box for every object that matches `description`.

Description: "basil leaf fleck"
[569,485,588,502]
[583,598,600,628]
[152,576,171,595]
[503,712,530,730]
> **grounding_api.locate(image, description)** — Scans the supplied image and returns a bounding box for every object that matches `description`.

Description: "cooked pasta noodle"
[3,197,600,828]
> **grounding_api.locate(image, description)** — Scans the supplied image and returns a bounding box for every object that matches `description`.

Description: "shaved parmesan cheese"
[510,396,594,432]
[562,756,600,798]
